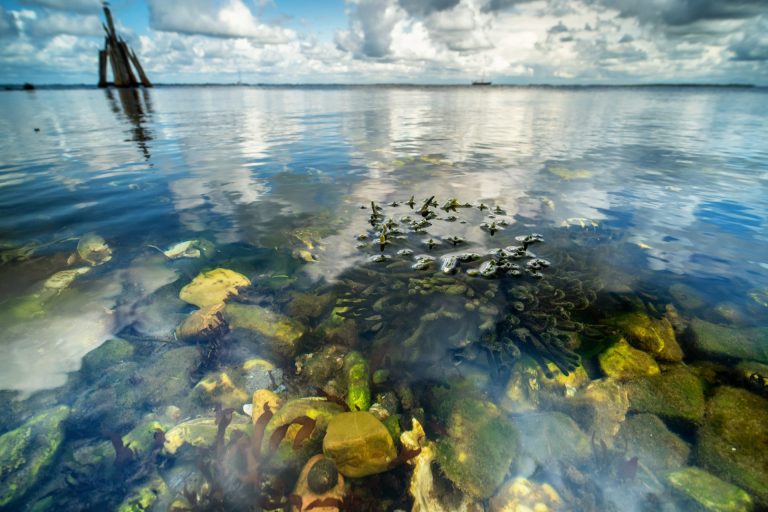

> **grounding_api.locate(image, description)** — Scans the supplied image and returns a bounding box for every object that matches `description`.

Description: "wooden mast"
[98,2,151,88]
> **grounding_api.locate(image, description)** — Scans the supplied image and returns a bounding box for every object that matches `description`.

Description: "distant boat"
[472,80,492,86]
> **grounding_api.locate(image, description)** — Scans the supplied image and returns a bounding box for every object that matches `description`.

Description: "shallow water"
[1,86,767,511]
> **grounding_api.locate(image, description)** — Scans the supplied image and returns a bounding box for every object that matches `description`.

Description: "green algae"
[667,467,753,512]
[344,351,371,412]
[625,367,705,425]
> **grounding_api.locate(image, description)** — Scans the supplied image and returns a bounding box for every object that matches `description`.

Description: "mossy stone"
[263,398,345,470]
[611,311,684,362]
[191,371,249,410]
[323,411,397,478]
[515,412,590,466]
[667,467,753,512]
[618,414,690,473]
[80,338,134,378]
[0,405,70,507]
[116,475,167,512]
[344,351,371,412]
[223,302,304,358]
[697,386,768,505]
[175,303,225,340]
[435,397,518,499]
[598,338,660,380]
[689,319,768,364]
[163,414,251,454]
[179,268,250,307]
[142,346,201,406]
[307,457,339,494]
[625,367,705,425]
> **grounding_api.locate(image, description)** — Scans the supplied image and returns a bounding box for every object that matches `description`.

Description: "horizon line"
[2,82,762,89]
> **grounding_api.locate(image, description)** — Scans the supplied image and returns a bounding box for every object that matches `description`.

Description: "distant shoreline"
[1,82,761,90]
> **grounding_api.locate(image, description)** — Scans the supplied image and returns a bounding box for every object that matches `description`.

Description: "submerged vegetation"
[0,191,767,512]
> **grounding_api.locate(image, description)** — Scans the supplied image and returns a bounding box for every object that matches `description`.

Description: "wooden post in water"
[98,2,151,88]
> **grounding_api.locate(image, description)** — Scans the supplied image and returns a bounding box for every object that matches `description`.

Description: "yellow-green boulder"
[611,311,684,362]
[323,411,397,478]
[598,338,660,380]
[179,268,250,307]
[223,303,304,358]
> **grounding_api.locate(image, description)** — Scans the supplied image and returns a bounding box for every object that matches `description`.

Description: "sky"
[0,0,767,85]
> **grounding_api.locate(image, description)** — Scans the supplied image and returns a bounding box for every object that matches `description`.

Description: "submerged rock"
[264,398,345,469]
[291,454,345,512]
[163,414,251,454]
[490,477,562,512]
[75,233,113,266]
[689,319,768,364]
[0,405,70,507]
[44,267,91,290]
[515,412,590,466]
[175,303,225,341]
[192,371,249,410]
[323,411,397,478]
[179,268,251,307]
[611,311,684,362]
[617,414,690,473]
[223,302,305,358]
[116,475,167,512]
[564,379,629,440]
[697,386,768,505]
[598,338,660,380]
[625,367,705,425]
[666,467,753,512]
[435,396,518,499]
[80,338,134,378]
[343,351,371,412]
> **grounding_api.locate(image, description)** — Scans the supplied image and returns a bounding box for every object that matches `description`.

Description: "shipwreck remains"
[98,3,151,88]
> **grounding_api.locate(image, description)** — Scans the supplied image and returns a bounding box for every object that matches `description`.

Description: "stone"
[240,358,281,393]
[502,357,589,415]
[667,467,753,512]
[116,475,167,512]
[123,416,172,455]
[163,414,251,454]
[295,345,346,390]
[611,311,684,362]
[323,411,397,478]
[697,386,768,505]
[669,283,706,310]
[0,405,70,507]
[625,367,705,425]
[564,378,629,440]
[490,477,562,512]
[435,396,518,499]
[142,346,201,406]
[617,414,690,473]
[515,412,590,466]
[175,303,225,340]
[80,338,134,379]
[192,371,249,410]
[179,268,250,307]
[598,338,660,380]
[223,302,304,358]
[264,398,345,469]
[291,454,345,512]
[343,351,371,412]
[689,319,768,364]
[249,389,282,424]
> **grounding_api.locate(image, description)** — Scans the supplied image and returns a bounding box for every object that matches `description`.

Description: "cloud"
[25,11,103,37]
[589,0,768,30]
[18,0,101,14]
[0,6,18,38]
[548,20,568,33]
[398,0,461,16]
[147,0,295,43]
[729,16,768,60]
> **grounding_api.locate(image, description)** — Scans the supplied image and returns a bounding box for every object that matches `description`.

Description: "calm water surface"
[0,86,767,511]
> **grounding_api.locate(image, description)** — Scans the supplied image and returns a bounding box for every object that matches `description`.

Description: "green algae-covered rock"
[436,397,518,499]
[689,319,768,364]
[697,386,768,505]
[625,367,705,425]
[123,416,172,455]
[323,411,397,478]
[344,351,371,412]
[563,378,629,440]
[618,413,690,473]
[117,474,168,512]
[262,397,344,469]
[191,371,249,410]
[598,338,660,380]
[142,346,201,406]
[80,338,134,378]
[223,302,304,358]
[179,268,250,307]
[0,405,70,507]
[163,414,251,454]
[515,412,590,466]
[611,311,684,362]
[667,467,753,512]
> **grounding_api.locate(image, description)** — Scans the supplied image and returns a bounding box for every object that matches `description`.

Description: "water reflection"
[106,88,153,160]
